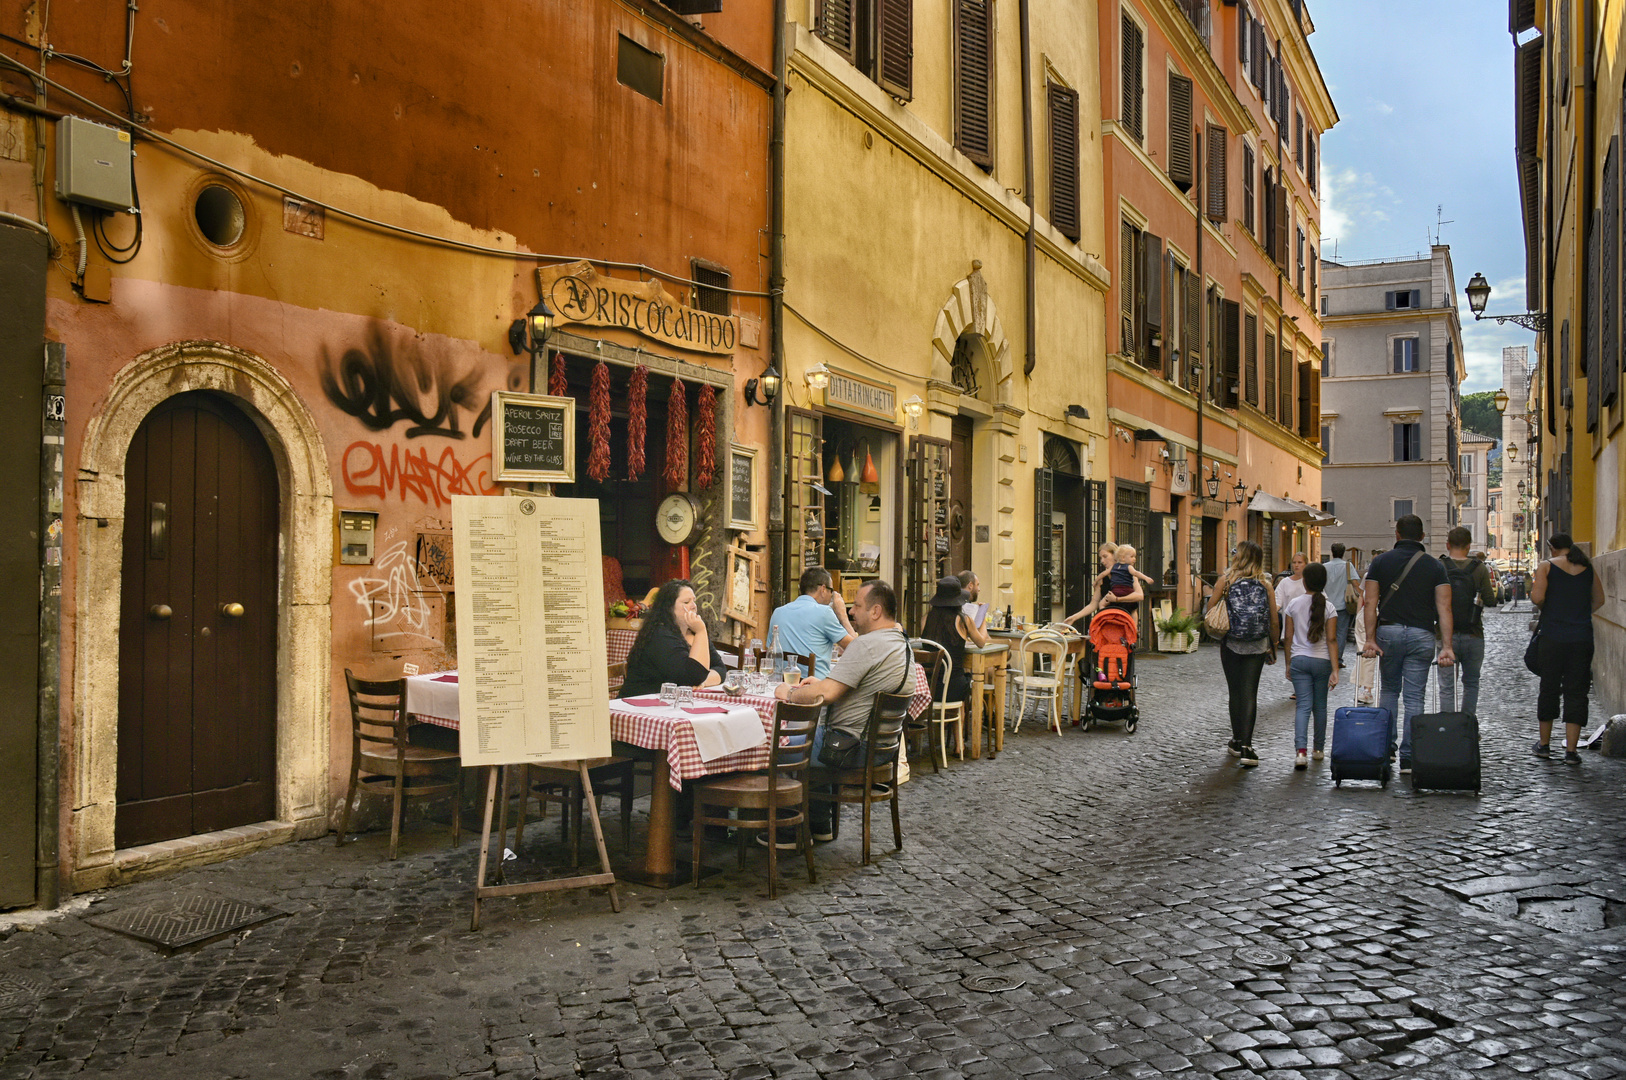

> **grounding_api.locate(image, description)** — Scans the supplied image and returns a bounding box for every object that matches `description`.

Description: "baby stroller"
[1081,607,1139,734]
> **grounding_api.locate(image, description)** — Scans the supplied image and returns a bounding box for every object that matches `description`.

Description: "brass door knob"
[220,602,245,618]
[149,604,172,620]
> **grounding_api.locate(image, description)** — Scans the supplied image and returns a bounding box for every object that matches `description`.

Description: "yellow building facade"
[781,0,1111,629]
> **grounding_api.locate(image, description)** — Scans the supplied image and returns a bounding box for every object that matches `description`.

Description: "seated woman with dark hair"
[920,576,988,703]
[620,579,728,700]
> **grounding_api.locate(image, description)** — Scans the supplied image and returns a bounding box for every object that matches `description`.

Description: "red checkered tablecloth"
[607,628,637,667]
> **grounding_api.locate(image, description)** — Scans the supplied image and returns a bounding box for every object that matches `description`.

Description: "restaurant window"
[789,409,901,612]
[691,261,731,316]
[616,35,664,104]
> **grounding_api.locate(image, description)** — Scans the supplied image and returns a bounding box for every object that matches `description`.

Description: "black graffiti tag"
[320,327,491,440]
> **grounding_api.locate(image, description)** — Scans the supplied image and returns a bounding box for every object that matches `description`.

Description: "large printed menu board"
[451,495,611,766]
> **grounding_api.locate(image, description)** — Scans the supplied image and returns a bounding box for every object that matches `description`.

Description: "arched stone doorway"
[72,341,333,890]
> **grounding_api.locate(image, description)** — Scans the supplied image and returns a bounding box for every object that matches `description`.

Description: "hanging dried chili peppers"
[548,351,567,397]
[695,384,717,488]
[626,365,647,482]
[587,360,612,482]
[664,377,687,489]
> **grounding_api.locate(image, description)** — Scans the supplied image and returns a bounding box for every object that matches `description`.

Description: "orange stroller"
[1081,607,1139,734]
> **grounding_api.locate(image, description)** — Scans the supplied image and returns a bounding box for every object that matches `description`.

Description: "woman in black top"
[620,579,728,700]
[920,576,988,703]
[1530,533,1606,764]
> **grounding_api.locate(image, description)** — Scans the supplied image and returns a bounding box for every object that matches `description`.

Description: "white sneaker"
[1294,751,1308,770]
[1312,750,1325,761]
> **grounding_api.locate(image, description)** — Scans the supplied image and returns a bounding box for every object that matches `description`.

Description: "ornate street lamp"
[1205,464,1222,500]
[1232,479,1248,506]
[1464,272,1548,332]
[1493,388,1510,415]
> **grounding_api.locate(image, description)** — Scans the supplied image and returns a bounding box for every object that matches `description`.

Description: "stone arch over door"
[930,268,1015,406]
[73,341,334,890]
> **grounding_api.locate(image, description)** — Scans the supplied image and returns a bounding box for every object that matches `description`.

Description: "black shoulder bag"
[1376,550,1426,625]
[819,639,914,768]
[1523,561,1547,674]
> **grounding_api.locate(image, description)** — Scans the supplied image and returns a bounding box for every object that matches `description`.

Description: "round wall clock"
[656,492,701,546]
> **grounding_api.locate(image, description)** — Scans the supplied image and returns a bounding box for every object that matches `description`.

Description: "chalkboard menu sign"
[492,392,576,484]
[728,443,757,531]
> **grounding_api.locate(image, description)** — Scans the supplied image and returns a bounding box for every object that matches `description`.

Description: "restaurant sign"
[822,366,897,423]
[538,261,739,355]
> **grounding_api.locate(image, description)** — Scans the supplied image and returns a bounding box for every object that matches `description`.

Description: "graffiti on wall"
[342,440,500,506]
[321,326,493,440]
[349,532,446,647]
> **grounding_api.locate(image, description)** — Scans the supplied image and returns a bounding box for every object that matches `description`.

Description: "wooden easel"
[470,760,621,930]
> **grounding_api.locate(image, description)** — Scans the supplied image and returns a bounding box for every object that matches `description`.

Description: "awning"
[1247,491,1339,526]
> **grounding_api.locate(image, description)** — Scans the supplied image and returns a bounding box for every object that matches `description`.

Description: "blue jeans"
[1289,655,1332,752]
[1434,633,1484,715]
[1336,607,1355,664]
[1376,624,1436,761]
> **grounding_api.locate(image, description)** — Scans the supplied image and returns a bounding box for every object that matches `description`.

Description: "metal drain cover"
[0,975,44,1012]
[86,893,284,951]
[961,974,1025,993]
[1234,945,1293,970]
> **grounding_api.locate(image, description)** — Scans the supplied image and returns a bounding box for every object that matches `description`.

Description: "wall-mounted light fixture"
[1232,479,1248,506]
[508,296,555,359]
[901,394,925,429]
[1205,463,1222,500]
[1466,272,1549,332]
[744,363,781,406]
[805,363,832,392]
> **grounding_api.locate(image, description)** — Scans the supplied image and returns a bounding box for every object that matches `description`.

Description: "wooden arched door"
[117,392,279,848]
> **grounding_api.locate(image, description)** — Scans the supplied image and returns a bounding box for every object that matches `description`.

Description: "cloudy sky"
[1312,0,1536,395]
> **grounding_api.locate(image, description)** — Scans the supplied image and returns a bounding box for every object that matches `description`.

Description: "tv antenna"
[1430,204,1454,246]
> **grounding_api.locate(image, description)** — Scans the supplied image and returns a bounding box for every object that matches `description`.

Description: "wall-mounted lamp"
[1232,479,1248,506]
[901,394,925,429]
[1205,463,1222,500]
[744,363,781,406]
[805,363,832,392]
[1505,442,1519,462]
[508,296,555,358]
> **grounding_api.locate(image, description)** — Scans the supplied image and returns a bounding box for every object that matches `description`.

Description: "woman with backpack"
[1530,534,1606,764]
[1206,541,1280,768]
[1282,561,1339,769]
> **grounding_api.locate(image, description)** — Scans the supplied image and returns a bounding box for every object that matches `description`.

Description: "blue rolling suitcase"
[1331,700,1392,788]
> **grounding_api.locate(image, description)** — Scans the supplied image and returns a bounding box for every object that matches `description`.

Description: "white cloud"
[1369,98,1395,116]
[1321,167,1404,258]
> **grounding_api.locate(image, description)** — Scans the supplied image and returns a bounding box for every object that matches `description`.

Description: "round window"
[194,185,246,247]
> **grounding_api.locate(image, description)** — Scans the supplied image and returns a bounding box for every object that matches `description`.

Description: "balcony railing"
[1172,0,1211,46]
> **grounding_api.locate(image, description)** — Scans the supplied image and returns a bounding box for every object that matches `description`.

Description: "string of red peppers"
[695,384,717,488]
[586,360,612,482]
[548,352,567,397]
[626,365,647,482]
[663,378,687,489]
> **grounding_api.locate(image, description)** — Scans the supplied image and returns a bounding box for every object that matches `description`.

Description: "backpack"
[1225,578,1271,641]
[1442,557,1483,635]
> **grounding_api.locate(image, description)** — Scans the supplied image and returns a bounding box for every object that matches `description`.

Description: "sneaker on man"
[1564,749,1582,765]
[1226,740,1242,757]
[1294,751,1308,770]
[1239,746,1260,768]
[1399,757,1412,775]
[1312,749,1325,761]
[1533,742,1552,759]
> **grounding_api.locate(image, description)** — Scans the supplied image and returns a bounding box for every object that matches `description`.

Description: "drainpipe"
[1019,0,1037,377]
[768,0,788,609]
[1194,125,1206,605]
[37,342,64,909]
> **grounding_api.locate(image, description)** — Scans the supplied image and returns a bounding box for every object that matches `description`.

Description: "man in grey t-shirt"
[776,578,912,837]
[1323,544,1356,666]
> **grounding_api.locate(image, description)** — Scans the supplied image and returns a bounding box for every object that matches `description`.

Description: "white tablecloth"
[610,697,766,762]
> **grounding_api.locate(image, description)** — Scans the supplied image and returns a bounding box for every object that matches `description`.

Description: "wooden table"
[963,642,1009,758]
[987,630,1090,728]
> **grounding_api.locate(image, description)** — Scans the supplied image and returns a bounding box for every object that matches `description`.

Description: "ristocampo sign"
[537,261,739,356]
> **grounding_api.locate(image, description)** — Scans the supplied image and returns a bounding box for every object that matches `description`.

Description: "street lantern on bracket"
[1205,464,1222,500]
[508,297,555,359]
[1464,272,1548,332]
[1232,479,1248,506]
[1493,388,1510,415]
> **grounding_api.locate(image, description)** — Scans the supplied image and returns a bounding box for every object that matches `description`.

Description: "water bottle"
[766,625,785,680]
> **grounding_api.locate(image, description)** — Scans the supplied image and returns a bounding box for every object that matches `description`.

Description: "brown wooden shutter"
[1274,183,1290,267]
[877,0,914,100]
[1244,312,1259,406]
[1223,300,1241,409]
[1168,73,1194,192]
[1297,360,1313,438]
[1206,124,1228,223]
[1264,331,1277,419]
[1144,233,1163,331]
[1121,14,1144,141]
[1585,208,1598,429]
[955,0,994,169]
[1510,0,1536,32]
[818,0,856,61]
[1184,268,1200,391]
[1279,346,1294,428]
[1243,145,1255,234]
[1120,220,1136,354]
[1604,136,1620,409]
[1048,84,1080,240]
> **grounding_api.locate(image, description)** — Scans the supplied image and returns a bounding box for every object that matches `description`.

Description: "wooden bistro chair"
[1011,629,1068,736]
[909,639,964,770]
[691,699,822,898]
[337,670,462,860]
[807,691,911,865]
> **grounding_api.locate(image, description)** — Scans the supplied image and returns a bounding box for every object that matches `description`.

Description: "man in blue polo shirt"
[1361,514,1456,773]
[767,567,857,679]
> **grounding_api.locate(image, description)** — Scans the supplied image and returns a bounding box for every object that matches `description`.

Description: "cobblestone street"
[2,607,1622,1080]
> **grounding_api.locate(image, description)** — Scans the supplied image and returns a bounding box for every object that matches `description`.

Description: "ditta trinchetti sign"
[537,261,740,355]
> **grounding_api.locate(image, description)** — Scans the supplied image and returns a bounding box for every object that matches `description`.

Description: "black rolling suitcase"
[1409,661,1481,794]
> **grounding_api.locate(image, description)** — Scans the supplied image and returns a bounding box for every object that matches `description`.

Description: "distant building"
[1460,430,1495,551]
[1499,345,1536,571]
[1318,246,1467,562]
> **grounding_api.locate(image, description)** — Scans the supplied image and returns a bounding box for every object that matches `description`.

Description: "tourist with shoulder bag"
[1206,541,1279,769]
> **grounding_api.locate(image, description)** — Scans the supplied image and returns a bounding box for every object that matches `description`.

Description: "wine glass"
[659,682,679,706]
[749,638,764,672]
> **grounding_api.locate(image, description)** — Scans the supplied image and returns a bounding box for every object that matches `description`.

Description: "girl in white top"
[1282,561,1339,769]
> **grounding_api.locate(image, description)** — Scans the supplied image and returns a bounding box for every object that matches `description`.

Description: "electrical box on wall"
[55,116,134,212]
[338,510,379,565]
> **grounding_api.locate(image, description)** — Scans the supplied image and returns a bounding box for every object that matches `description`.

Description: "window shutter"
[1604,136,1619,408]
[1120,14,1144,142]
[1184,268,1201,390]
[1120,220,1136,353]
[1048,83,1080,240]
[1245,312,1259,405]
[1294,112,1303,165]
[956,0,994,168]
[1307,135,1317,191]
[1274,183,1289,267]
[1587,209,1600,430]
[1509,0,1536,32]
[877,0,914,100]
[1393,339,1405,373]
[1279,346,1293,427]
[1410,289,1421,309]
[1206,124,1228,222]
[1393,424,1404,463]
[1144,233,1164,331]
[1309,251,1317,306]
[1168,73,1194,191]
[1238,4,1249,64]
[1386,291,1396,310]
[1264,331,1277,419]
[1252,25,1266,91]
[1223,300,1241,409]
[1297,360,1312,438]
[1560,0,1571,101]
[817,0,856,61]
[1243,145,1255,234]
[1310,367,1321,434]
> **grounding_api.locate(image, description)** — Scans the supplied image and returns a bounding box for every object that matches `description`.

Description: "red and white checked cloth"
[607,628,637,667]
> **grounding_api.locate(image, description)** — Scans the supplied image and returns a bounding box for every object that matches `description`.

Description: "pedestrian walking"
[1361,514,1456,775]
[1435,527,1498,716]
[1529,533,1605,764]
[1323,543,1358,665]
[1275,552,1308,700]
[1283,561,1339,769]
[1206,540,1279,769]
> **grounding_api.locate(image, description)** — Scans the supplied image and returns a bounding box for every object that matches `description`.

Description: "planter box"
[1156,630,1199,653]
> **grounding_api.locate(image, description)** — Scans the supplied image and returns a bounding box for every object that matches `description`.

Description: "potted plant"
[606,598,646,632]
[1154,608,1202,653]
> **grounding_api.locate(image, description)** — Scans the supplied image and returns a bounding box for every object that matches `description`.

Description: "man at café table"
[775,579,913,841]
[620,579,728,700]
[766,567,857,679]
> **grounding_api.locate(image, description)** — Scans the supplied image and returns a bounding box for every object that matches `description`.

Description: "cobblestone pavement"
[3,608,1623,1080]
